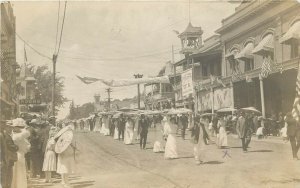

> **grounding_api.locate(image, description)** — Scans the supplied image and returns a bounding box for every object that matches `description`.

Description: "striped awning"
[235,42,254,60]
[279,21,300,44]
[252,34,274,56]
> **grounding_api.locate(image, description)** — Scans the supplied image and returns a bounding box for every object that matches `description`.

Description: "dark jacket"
[286,117,299,137]
[138,118,149,135]
[2,132,18,164]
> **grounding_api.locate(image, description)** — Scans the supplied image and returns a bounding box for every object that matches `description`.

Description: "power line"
[16,33,52,61]
[56,1,67,55]
[54,0,61,53]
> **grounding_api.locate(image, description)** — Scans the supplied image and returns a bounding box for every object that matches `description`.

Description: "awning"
[235,42,254,60]
[279,21,300,44]
[252,34,274,56]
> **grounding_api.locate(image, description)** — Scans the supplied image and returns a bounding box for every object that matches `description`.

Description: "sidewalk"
[228,134,289,145]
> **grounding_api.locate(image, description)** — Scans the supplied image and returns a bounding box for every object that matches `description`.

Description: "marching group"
[1,115,76,188]
[1,108,299,188]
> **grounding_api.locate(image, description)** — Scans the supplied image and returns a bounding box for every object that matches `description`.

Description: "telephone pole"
[134,74,143,109]
[52,54,57,123]
[106,88,112,111]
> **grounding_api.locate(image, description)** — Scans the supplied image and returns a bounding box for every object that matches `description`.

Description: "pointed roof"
[178,22,203,38]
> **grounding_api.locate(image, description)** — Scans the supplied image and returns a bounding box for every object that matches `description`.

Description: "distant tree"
[69,100,76,120]
[29,64,68,115]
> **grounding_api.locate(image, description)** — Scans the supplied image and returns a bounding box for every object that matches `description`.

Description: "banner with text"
[181,69,193,97]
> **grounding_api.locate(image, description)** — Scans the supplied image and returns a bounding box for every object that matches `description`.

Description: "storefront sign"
[213,87,232,110]
[197,90,212,112]
[19,99,42,105]
[181,69,193,97]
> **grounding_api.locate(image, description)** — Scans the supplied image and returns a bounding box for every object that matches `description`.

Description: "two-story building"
[1,2,18,120]
[144,61,175,110]
[215,0,300,118]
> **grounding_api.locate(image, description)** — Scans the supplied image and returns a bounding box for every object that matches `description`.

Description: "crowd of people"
[1,115,76,188]
[1,108,299,188]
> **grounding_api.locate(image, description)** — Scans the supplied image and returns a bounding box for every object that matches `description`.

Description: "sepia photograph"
[1,0,300,187]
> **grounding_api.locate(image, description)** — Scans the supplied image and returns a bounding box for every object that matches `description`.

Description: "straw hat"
[11,118,26,127]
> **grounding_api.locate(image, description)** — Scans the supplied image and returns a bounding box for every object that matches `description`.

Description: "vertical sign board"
[213,87,233,110]
[181,69,193,98]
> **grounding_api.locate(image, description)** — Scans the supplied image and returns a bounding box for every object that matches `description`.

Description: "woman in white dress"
[216,116,228,148]
[101,115,110,136]
[42,132,57,183]
[124,117,135,145]
[113,119,119,140]
[11,118,31,188]
[163,116,178,159]
[153,115,164,153]
[56,125,76,187]
[83,118,90,132]
[93,116,101,132]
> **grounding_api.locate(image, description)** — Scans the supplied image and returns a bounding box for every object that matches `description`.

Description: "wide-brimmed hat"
[10,118,26,128]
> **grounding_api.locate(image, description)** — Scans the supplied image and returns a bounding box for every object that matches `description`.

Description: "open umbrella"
[217,107,237,113]
[200,113,213,117]
[241,107,261,114]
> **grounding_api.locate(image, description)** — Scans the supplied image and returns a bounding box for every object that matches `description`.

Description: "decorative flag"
[292,64,300,121]
[260,55,272,78]
[76,75,170,87]
[76,75,101,84]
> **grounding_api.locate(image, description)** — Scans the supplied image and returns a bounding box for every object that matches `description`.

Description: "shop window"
[244,59,254,72]
[291,40,300,59]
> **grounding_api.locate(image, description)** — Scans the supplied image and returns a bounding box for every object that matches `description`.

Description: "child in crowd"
[42,131,57,183]
[256,125,265,139]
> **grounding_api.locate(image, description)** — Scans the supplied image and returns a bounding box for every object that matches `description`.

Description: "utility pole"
[52,54,57,124]
[106,88,112,111]
[134,74,143,109]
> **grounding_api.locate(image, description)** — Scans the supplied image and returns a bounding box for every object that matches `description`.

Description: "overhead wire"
[54,0,61,53]
[56,1,67,56]
[16,33,52,61]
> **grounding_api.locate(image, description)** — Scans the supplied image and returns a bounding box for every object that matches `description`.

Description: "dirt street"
[29,129,300,188]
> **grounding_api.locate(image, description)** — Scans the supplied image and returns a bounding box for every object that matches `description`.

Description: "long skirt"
[114,127,119,140]
[217,127,228,147]
[164,134,178,159]
[124,128,134,144]
[93,118,102,132]
[101,123,110,136]
[42,150,56,171]
[194,135,206,163]
[57,147,75,174]
[11,153,27,188]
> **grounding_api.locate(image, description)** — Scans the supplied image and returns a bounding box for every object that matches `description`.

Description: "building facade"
[1,2,18,120]
[157,0,300,120]
[216,0,300,118]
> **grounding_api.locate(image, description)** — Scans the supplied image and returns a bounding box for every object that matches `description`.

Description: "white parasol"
[217,107,237,113]
[241,107,261,114]
[55,129,73,154]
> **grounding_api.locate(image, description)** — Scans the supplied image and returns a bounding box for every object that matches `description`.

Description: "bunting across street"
[76,75,170,87]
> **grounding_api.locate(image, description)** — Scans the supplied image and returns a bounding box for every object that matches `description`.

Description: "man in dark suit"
[138,114,149,149]
[236,112,251,152]
[118,114,126,141]
[285,112,300,160]
[1,121,19,188]
[180,114,189,140]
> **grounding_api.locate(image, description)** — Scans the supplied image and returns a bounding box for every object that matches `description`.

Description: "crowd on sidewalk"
[1,115,76,188]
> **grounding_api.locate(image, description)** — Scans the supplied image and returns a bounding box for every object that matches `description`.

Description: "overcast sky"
[12,0,238,119]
